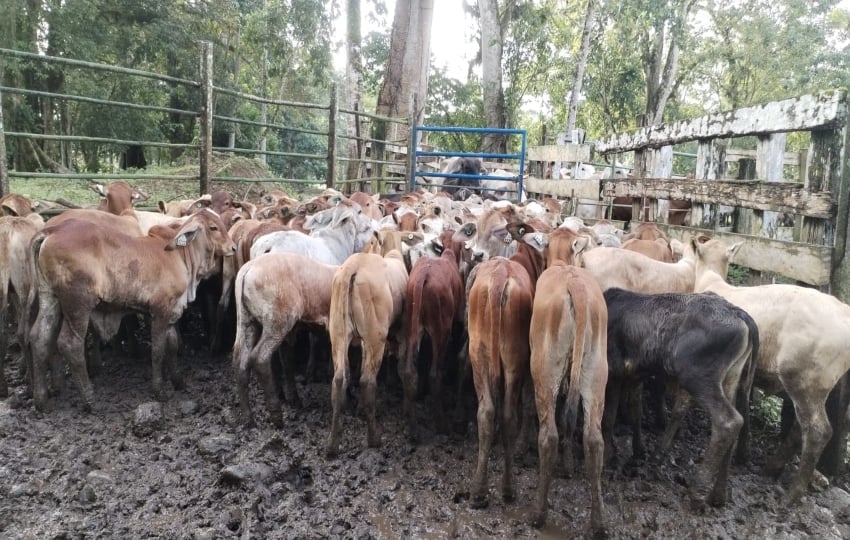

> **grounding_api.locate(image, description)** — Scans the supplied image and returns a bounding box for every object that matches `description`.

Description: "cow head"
[166,209,236,260]
[691,235,741,280]
[92,181,149,215]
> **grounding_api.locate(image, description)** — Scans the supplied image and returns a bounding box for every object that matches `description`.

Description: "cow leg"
[531,364,559,527]
[602,378,623,464]
[582,365,608,535]
[29,292,62,411]
[326,330,352,458]
[56,315,95,412]
[470,381,495,509]
[452,338,472,434]
[277,343,302,409]
[361,337,386,449]
[660,385,691,455]
[0,305,8,398]
[254,332,286,428]
[148,317,170,401]
[783,392,832,504]
[687,386,742,509]
[500,368,522,503]
[400,329,421,441]
[628,381,646,460]
[164,324,183,390]
[430,333,450,435]
[233,321,259,427]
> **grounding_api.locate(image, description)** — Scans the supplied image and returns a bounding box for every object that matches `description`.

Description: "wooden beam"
[604,178,835,218]
[596,90,847,153]
[526,144,592,163]
[525,177,601,199]
[639,223,833,285]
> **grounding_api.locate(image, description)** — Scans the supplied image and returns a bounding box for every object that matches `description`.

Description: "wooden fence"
[0,43,409,197]
[527,90,850,297]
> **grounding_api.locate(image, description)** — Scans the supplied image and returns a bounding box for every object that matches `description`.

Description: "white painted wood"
[596,90,847,153]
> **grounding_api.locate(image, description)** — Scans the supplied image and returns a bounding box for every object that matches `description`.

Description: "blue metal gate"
[408,126,527,200]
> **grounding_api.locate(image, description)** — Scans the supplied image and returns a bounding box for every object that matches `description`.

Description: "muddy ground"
[1,323,849,540]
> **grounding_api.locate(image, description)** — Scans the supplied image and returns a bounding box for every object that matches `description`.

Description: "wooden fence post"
[755,133,787,238]
[694,139,728,229]
[0,86,9,196]
[326,83,338,189]
[199,41,213,196]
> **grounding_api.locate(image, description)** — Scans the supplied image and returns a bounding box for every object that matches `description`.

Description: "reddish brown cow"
[622,222,666,242]
[326,250,408,457]
[529,263,608,533]
[465,238,541,507]
[349,192,383,221]
[92,181,148,215]
[400,238,465,438]
[232,252,338,427]
[29,209,236,411]
[157,194,212,217]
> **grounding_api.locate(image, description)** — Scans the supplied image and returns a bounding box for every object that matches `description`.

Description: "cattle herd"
[1,179,849,536]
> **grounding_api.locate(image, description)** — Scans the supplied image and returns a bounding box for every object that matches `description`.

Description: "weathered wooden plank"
[526,144,592,163]
[596,90,847,153]
[525,177,601,199]
[637,223,833,285]
[725,148,801,166]
[604,178,835,218]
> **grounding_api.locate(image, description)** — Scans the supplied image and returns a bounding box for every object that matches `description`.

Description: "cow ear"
[90,183,107,197]
[524,232,549,252]
[573,236,591,255]
[728,242,743,260]
[158,201,168,213]
[133,187,150,202]
[166,223,201,250]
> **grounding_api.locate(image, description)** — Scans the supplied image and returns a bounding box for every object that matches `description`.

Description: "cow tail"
[563,281,589,441]
[23,231,47,347]
[232,263,250,356]
[404,270,425,369]
[488,264,509,396]
[739,310,759,412]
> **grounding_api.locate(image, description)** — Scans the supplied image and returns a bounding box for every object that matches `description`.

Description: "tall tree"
[566,0,599,134]
[345,0,365,182]
[375,0,434,140]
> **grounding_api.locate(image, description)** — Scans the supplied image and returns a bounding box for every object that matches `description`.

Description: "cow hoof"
[367,433,381,448]
[325,442,340,460]
[783,485,804,506]
[469,495,489,510]
[502,489,515,503]
[530,510,547,529]
[591,524,610,540]
[708,490,727,507]
[269,413,283,429]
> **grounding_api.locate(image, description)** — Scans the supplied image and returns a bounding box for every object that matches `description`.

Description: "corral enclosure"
[2,45,850,539]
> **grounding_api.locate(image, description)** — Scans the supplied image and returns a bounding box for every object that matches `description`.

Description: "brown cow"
[621,237,674,262]
[0,213,45,396]
[28,209,236,411]
[400,238,465,438]
[465,255,535,508]
[326,250,408,457]
[529,263,608,533]
[232,252,338,427]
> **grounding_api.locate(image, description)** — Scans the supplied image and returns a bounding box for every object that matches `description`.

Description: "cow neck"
[511,242,545,283]
[311,222,357,264]
[171,233,216,305]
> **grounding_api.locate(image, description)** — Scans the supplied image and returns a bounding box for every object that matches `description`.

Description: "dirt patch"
[1,324,849,539]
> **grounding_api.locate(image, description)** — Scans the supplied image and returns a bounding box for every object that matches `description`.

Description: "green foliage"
[726,263,750,286]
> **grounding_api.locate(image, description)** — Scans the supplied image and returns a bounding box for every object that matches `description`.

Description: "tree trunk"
[375,0,434,143]
[566,0,598,134]
[479,0,506,154]
[345,0,365,186]
[643,0,693,126]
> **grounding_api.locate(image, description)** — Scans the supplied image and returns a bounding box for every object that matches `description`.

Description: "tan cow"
[529,263,608,533]
[326,250,408,457]
[157,194,213,217]
[29,209,236,411]
[578,244,695,294]
[232,252,338,427]
[693,236,850,503]
[92,181,148,215]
